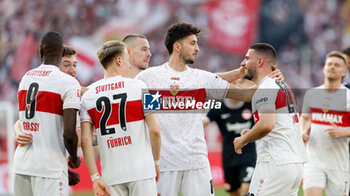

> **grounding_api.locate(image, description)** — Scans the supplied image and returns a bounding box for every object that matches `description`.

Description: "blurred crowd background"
[0,0,350,166]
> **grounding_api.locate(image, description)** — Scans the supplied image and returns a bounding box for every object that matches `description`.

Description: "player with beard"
[136,23,282,196]
[301,51,350,196]
[234,43,307,195]
[122,34,152,78]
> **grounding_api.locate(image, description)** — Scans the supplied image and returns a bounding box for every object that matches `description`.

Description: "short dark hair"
[249,43,277,64]
[39,31,64,60]
[122,34,147,48]
[164,22,201,55]
[63,45,76,57]
[342,47,350,56]
[97,41,126,69]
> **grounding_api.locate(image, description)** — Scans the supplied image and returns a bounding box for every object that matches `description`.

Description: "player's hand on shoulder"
[93,179,110,196]
[68,156,81,169]
[68,169,80,186]
[268,67,284,82]
[16,131,32,147]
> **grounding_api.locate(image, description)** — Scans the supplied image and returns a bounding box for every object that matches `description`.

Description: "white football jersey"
[14,64,81,178]
[136,63,229,171]
[80,76,155,185]
[252,76,307,165]
[302,85,350,171]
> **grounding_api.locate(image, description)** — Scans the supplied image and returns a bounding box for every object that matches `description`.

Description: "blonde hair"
[97,41,126,69]
[326,51,348,66]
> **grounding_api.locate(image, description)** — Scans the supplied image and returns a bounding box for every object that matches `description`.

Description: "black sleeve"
[207,109,218,122]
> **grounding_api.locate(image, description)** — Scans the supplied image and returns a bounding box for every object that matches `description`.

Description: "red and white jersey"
[136,63,229,171]
[252,76,307,165]
[14,64,81,178]
[302,85,350,171]
[80,76,155,185]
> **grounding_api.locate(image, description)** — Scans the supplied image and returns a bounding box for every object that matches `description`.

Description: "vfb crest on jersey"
[143,91,161,110]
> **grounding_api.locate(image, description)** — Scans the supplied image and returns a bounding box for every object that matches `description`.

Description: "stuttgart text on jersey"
[96,81,125,94]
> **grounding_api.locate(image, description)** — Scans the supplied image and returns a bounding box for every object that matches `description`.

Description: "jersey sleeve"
[62,77,81,110]
[207,109,218,122]
[80,95,92,123]
[199,70,229,100]
[254,88,277,114]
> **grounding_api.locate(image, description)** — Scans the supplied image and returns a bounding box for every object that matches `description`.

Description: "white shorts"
[248,162,303,196]
[157,167,214,196]
[109,177,157,196]
[303,162,349,196]
[14,171,68,196]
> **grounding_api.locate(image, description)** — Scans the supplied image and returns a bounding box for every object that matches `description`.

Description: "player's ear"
[127,48,131,55]
[115,56,122,66]
[258,58,264,67]
[174,42,181,53]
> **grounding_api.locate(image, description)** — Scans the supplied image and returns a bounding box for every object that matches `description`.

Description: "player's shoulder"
[259,76,277,88]
[136,63,166,77]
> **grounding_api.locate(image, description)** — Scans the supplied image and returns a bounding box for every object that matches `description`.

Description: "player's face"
[129,38,151,70]
[179,34,199,64]
[323,56,347,81]
[241,49,257,81]
[60,55,77,78]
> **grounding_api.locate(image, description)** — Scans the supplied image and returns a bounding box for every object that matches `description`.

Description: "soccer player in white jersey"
[80,41,161,196]
[135,22,277,196]
[13,31,81,196]
[14,45,82,186]
[234,43,307,195]
[122,34,152,78]
[301,51,350,196]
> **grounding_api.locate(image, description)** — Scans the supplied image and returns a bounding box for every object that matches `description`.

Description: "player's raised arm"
[145,113,161,182]
[226,84,256,102]
[63,108,81,168]
[216,67,245,83]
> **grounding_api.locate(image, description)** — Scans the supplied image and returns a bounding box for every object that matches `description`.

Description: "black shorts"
[223,165,255,192]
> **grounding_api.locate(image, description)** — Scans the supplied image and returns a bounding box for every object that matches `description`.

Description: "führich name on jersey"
[162,97,221,110]
[22,121,40,132]
[107,136,132,149]
[96,81,125,94]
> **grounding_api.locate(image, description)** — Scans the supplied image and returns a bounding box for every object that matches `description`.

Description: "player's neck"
[254,69,272,85]
[42,57,60,66]
[126,65,142,79]
[104,66,122,79]
[324,79,342,89]
[168,55,187,72]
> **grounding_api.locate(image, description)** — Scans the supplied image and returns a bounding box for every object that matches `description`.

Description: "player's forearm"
[14,120,21,137]
[242,113,274,143]
[63,129,79,159]
[81,122,99,176]
[216,69,242,83]
[145,114,161,161]
[226,84,255,102]
[149,128,161,161]
[300,115,311,134]
[63,109,79,159]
